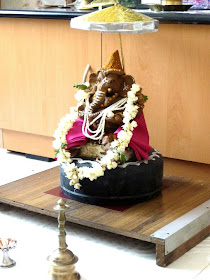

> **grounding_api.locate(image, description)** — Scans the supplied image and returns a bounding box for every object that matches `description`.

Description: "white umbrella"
[71,3,158,34]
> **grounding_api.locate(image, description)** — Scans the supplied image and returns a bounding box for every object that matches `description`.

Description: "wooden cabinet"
[0,18,209,163]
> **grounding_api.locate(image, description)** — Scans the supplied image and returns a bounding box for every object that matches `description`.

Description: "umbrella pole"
[101,32,103,68]
[119,32,125,71]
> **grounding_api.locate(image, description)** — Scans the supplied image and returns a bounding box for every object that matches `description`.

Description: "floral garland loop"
[53,83,141,190]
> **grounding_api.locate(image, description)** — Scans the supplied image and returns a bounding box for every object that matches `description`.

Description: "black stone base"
[60,149,163,206]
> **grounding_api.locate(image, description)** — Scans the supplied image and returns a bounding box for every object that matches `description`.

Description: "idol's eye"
[109,79,115,83]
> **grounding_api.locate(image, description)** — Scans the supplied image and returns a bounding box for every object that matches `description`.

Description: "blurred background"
[0,0,209,10]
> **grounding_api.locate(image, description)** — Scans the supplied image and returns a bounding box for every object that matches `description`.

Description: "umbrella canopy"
[71,4,158,34]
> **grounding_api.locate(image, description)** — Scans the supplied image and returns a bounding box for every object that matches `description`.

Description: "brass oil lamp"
[47,199,80,280]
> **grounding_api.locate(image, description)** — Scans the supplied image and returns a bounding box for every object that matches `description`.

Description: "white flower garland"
[53,83,141,190]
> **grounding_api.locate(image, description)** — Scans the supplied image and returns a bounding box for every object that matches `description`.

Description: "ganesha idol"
[54,50,163,205]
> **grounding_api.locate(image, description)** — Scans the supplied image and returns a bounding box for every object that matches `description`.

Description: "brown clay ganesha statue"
[55,50,163,205]
[68,50,150,161]
[78,51,145,132]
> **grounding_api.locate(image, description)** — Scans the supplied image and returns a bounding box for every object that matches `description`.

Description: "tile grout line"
[193,264,210,279]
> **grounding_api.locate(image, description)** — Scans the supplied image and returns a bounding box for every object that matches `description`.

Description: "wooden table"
[0,166,209,267]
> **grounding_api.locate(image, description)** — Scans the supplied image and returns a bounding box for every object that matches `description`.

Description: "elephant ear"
[120,75,135,97]
[89,72,98,88]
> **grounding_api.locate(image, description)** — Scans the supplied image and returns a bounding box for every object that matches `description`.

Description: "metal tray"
[148,4,193,11]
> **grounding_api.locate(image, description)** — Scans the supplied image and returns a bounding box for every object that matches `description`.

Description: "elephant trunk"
[88,88,106,120]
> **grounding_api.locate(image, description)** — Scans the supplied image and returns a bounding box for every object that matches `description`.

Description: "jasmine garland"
[53,83,141,190]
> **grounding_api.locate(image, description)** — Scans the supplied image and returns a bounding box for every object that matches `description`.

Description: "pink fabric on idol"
[66,118,89,149]
[114,113,152,161]
[66,114,151,161]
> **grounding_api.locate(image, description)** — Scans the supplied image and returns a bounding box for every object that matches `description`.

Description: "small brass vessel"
[161,0,182,4]
[47,199,80,280]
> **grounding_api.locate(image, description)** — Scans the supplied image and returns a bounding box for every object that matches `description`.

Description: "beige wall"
[0,129,3,148]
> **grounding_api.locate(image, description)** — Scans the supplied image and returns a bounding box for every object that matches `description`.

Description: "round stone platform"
[60,149,163,205]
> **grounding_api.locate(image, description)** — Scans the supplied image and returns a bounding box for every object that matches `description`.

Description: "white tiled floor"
[0,148,209,280]
[0,149,59,186]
